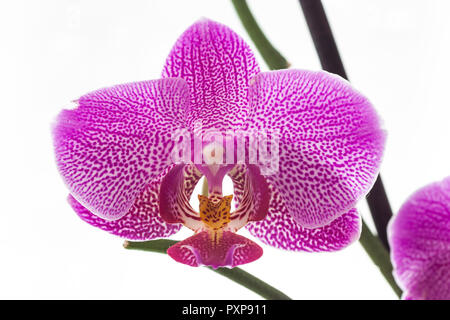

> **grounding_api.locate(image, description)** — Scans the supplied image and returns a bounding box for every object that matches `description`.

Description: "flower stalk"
[231,0,289,69]
[359,221,402,297]
[124,239,292,300]
[232,0,402,297]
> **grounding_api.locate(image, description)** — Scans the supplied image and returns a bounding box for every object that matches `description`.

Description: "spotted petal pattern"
[247,182,360,252]
[244,70,385,228]
[389,177,450,300]
[68,166,182,240]
[159,164,204,231]
[53,78,190,220]
[162,19,260,133]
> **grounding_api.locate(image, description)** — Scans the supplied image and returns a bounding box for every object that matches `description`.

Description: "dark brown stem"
[298,0,393,250]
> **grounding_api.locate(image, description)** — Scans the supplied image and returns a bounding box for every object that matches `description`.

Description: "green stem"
[231,0,289,70]
[231,0,402,298]
[124,239,291,300]
[359,220,402,297]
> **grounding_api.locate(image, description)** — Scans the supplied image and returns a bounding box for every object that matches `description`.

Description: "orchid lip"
[167,231,263,269]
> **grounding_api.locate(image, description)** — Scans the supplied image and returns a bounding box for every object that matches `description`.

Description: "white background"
[1,0,449,299]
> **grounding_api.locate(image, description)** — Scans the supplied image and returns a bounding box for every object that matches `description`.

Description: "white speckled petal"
[244,70,386,228]
[68,166,182,240]
[53,78,190,220]
[246,182,361,252]
[162,19,260,133]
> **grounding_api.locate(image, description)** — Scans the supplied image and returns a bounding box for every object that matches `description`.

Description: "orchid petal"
[53,78,190,220]
[167,231,263,268]
[162,19,260,133]
[68,166,182,240]
[159,164,204,231]
[389,177,450,300]
[227,164,270,231]
[244,70,385,228]
[246,183,361,252]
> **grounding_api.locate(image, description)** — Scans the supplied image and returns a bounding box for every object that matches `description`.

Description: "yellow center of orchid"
[198,194,233,244]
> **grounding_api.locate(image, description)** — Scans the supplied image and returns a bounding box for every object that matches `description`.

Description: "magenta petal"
[246,183,361,252]
[53,78,190,220]
[68,167,181,240]
[167,231,263,268]
[245,70,386,228]
[162,19,260,132]
[389,177,450,300]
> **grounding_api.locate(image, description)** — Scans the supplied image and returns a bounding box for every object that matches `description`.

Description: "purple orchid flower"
[389,177,450,300]
[53,19,385,269]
